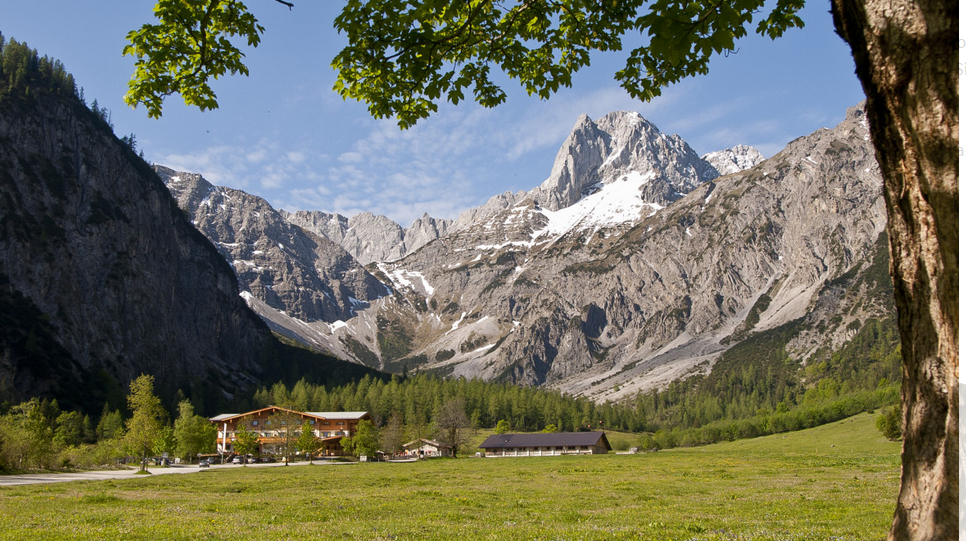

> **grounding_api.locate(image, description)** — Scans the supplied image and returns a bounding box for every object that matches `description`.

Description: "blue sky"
[3,1,866,226]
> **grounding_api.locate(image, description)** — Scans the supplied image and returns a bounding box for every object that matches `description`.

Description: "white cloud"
[156,138,327,197]
[275,111,489,224]
[338,151,363,163]
[246,148,268,163]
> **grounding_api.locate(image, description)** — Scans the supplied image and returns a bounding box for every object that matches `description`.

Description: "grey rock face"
[701,145,766,176]
[160,168,388,323]
[152,104,888,403]
[0,90,273,408]
[450,190,529,231]
[284,210,452,264]
[344,104,889,400]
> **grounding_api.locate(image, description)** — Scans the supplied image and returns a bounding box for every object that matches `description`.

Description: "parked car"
[232,456,243,464]
[198,459,210,468]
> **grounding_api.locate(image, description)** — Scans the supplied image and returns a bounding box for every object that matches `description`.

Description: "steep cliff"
[160,167,389,324]
[0,42,379,413]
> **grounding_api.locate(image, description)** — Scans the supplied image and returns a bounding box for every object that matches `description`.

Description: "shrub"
[875,405,902,441]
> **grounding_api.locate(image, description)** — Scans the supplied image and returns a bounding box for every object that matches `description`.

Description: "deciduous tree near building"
[267,409,301,464]
[341,419,379,458]
[122,375,167,473]
[434,398,471,458]
[296,421,322,463]
[232,425,259,465]
[173,400,216,463]
[380,412,405,457]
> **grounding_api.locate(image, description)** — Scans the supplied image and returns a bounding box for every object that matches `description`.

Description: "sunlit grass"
[0,413,899,540]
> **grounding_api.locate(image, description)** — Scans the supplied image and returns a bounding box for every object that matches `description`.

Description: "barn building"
[478,431,611,457]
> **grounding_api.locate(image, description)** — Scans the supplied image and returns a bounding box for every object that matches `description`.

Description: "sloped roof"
[208,406,370,423]
[304,411,370,420]
[403,438,445,449]
[478,431,611,450]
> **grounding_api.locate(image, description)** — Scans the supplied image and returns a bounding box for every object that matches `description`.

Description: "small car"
[198,459,210,468]
[232,456,243,464]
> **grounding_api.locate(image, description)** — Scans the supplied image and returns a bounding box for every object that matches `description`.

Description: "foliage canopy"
[121,375,167,472]
[124,0,805,127]
[124,0,263,118]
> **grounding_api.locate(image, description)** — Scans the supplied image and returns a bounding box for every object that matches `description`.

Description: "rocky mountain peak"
[530,111,718,214]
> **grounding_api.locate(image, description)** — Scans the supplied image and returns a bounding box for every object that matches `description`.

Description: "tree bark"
[829,0,958,539]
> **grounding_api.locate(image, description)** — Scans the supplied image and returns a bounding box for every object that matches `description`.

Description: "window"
[252,421,258,426]
[337,421,345,426]
[322,421,330,426]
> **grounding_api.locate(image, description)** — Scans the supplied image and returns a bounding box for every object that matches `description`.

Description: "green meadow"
[0,413,900,540]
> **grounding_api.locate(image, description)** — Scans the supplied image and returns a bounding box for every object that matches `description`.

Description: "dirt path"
[0,461,320,486]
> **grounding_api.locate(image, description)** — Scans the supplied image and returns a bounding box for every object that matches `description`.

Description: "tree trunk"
[830,0,958,539]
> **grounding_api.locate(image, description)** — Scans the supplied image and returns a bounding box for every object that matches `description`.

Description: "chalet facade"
[209,406,371,458]
[478,431,611,457]
[403,438,452,458]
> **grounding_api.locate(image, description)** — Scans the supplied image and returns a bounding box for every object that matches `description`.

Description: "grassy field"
[0,413,900,540]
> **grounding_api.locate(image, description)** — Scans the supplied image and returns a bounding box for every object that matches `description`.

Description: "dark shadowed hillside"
[0,37,382,415]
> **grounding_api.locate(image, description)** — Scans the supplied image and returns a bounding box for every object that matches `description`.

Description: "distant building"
[403,438,451,458]
[209,406,371,458]
[478,431,611,457]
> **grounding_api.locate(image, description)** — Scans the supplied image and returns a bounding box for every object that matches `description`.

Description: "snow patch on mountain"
[378,263,435,295]
[533,170,660,242]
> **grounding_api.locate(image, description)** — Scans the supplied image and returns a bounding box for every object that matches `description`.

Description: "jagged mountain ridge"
[701,145,766,175]
[289,111,760,264]
[162,105,888,402]
[331,105,888,400]
[159,166,388,324]
[282,209,451,265]
[164,111,751,366]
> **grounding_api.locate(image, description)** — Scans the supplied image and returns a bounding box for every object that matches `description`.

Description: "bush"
[637,433,658,451]
[58,439,125,469]
[875,405,902,441]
